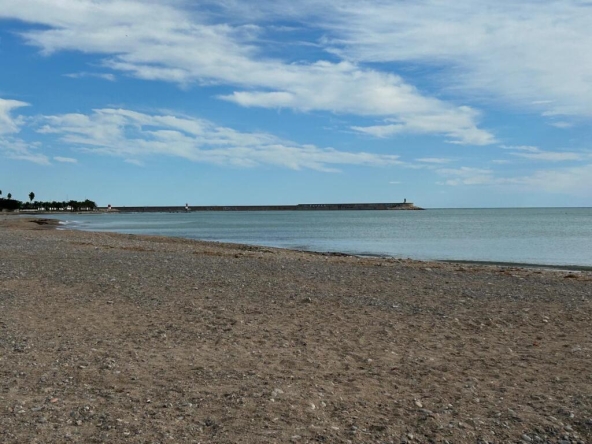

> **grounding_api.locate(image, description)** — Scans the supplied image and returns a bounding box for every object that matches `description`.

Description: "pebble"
[271,388,284,398]
[2,222,591,443]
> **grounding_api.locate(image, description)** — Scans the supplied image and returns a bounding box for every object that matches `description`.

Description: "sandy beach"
[1,217,591,443]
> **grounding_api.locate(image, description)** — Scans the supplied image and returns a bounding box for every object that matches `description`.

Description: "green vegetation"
[0,191,97,212]
[0,197,20,211]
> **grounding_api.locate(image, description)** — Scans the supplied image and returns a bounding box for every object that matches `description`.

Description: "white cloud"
[0,0,493,145]
[514,152,582,162]
[550,121,574,129]
[437,163,592,195]
[0,137,50,165]
[0,98,50,164]
[351,105,495,145]
[437,167,495,186]
[501,145,583,162]
[287,0,592,118]
[2,97,404,169]
[501,145,539,153]
[64,72,116,81]
[416,157,452,164]
[512,164,592,195]
[54,156,78,163]
[36,107,403,171]
[0,98,28,134]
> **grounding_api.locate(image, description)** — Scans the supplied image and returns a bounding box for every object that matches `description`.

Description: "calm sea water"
[46,208,592,267]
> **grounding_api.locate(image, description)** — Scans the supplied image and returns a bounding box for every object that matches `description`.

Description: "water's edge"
[62,220,592,272]
[35,209,592,271]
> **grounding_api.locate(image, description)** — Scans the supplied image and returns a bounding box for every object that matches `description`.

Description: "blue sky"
[0,0,591,208]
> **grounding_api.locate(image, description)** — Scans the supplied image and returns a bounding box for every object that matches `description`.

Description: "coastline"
[1,217,591,443]
[12,214,591,272]
[0,215,63,229]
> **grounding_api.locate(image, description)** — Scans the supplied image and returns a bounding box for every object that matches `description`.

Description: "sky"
[0,0,591,208]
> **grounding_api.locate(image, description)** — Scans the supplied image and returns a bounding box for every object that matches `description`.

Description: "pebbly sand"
[0,217,591,443]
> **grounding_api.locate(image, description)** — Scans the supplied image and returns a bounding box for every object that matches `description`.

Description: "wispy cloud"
[0,137,50,165]
[550,121,574,129]
[0,97,50,164]
[501,145,583,162]
[513,152,583,162]
[0,0,493,145]
[351,106,495,145]
[512,164,592,195]
[64,72,116,81]
[54,156,78,163]
[36,107,403,172]
[0,98,28,134]
[275,0,592,118]
[437,163,592,196]
[415,157,452,164]
[437,167,495,186]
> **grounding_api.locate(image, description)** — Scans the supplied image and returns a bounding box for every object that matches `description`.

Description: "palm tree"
[29,192,35,202]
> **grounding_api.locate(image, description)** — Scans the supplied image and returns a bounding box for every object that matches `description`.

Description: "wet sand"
[1,217,591,443]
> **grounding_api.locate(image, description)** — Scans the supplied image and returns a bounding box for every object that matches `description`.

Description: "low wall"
[102,202,422,212]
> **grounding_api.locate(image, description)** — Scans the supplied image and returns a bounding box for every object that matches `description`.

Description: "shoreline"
[1,218,591,443]
[6,215,592,272]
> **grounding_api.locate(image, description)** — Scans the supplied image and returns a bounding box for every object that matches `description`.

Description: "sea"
[45,207,592,268]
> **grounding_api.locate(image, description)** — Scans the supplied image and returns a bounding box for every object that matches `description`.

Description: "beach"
[1,217,591,443]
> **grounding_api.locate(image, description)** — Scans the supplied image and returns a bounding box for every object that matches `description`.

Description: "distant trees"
[0,189,17,211]
[0,195,20,211]
[63,199,97,211]
[82,199,97,210]
[0,191,97,212]
[26,199,97,211]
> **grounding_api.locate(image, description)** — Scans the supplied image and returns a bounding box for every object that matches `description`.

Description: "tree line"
[0,190,97,212]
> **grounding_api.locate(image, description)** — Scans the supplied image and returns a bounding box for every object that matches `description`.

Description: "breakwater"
[103,202,423,212]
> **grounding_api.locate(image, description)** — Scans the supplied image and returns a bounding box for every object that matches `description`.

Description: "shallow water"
[46,207,592,267]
